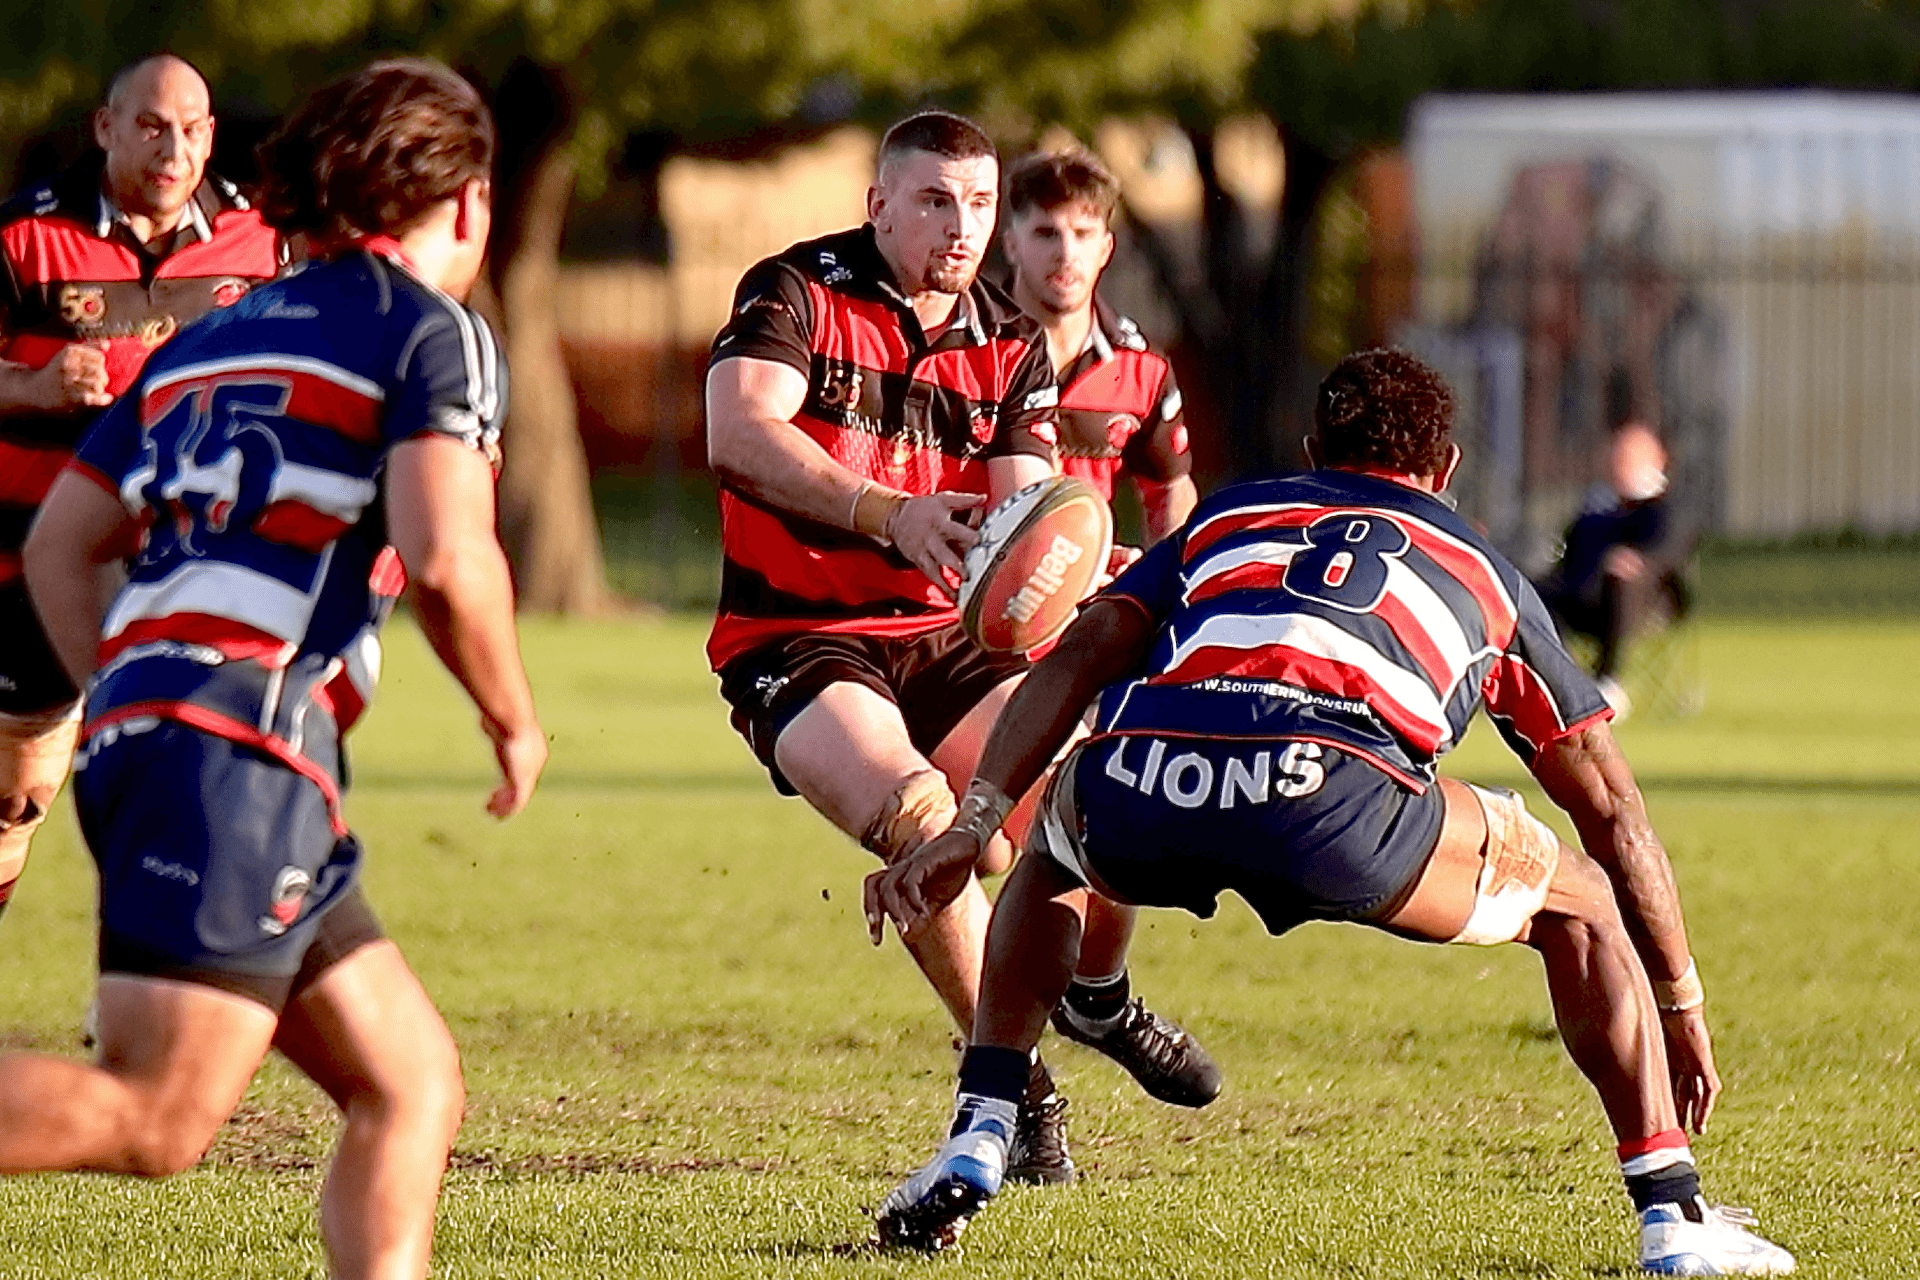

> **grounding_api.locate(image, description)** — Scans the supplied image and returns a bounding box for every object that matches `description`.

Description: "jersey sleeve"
[1119,359,1193,483]
[1097,525,1186,623]
[69,392,147,511]
[709,258,814,374]
[988,336,1059,461]
[386,306,507,458]
[1481,576,1612,761]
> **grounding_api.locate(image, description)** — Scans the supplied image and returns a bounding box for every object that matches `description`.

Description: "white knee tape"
[1451,785,1561,946]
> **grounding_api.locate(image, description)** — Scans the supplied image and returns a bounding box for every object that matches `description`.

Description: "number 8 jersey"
[1095,469,1610,791]
[64,240,505,830]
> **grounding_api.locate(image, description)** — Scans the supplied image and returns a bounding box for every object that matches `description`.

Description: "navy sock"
[1064,970,1130,1024]
[957,1045,1030,1106]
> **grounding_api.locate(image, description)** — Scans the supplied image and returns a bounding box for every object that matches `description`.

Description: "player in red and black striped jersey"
[997,149,1218,1081]
[0,55,281,921]
[707,111,1215,1183]
[1002,149,1196,545]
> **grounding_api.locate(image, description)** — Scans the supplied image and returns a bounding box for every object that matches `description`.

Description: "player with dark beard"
[707,111,1217,1184]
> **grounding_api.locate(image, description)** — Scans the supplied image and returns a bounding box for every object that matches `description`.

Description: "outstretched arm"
[386,435,545,818]
[1533,721,1718,1130]
[865,597,1155,939]
[1532,722,1691,978]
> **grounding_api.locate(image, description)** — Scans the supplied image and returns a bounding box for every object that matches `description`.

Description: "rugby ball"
[959,476,1114,653]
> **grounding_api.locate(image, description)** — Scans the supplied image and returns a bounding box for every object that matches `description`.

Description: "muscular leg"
[272,941,465,1280]
[0,974,274,1175]
[1374,778,1677,1142]
[971,853,1092,1052]
[776,682,990,1033]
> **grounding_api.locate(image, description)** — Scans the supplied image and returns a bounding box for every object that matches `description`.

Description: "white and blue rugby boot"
[1640,1198,1796,1275]
[874,1094,1016,1252]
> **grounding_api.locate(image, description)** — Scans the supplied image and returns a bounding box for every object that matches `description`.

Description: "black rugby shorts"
[718,622,1028,795]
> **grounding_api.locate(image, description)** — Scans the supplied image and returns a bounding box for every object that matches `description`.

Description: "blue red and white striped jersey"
[1095,469,1609,791]
[66,240,504,829]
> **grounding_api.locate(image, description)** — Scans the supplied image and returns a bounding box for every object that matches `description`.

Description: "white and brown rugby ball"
[959,476,1114,653]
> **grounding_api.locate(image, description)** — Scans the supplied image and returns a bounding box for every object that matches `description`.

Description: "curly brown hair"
[256,58,493,239]
[1311,348,1455,477]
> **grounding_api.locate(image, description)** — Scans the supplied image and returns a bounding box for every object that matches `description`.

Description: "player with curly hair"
[866,348,1794,1275]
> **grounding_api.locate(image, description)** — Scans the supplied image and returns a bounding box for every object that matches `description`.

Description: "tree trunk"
[1124,123,1340,480]
[488,60,611,615]
[1258,126,1339,473]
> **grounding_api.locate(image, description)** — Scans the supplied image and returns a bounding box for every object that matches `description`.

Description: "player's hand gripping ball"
[958,476,1114,653]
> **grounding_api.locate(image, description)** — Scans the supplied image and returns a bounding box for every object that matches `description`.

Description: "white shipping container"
[1408,92,1920,537]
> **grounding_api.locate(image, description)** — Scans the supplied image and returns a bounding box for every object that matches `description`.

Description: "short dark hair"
[256,58,494,239]
[878,110,996,172]
[1312,348,1456,477]
[1005,149,1119,223]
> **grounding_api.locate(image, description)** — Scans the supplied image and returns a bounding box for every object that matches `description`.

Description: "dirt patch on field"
[446,1150,785,1178]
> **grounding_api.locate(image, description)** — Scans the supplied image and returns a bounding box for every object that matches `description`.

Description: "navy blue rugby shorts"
[72,718,380,1011]
[1059,734,1445,936]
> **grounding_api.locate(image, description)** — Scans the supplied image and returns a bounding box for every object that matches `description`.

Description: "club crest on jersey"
[970,404,998,444]
[211,278,251,307]
[261,866,312,935]
[1105,413,1141,452]
[58,284,106,327]
[819,366,863,414]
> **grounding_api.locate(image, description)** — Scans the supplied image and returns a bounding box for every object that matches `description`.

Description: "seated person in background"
[1536,421,1692,716]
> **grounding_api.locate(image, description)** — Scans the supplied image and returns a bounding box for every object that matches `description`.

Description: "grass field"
[1,593,1917,1275]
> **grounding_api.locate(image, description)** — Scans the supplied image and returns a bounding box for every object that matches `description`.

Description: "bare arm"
[705,356,983,585]
[1137,474,1198,544]
[386,435,545,818]
[865,598,1156,938]
[22,470,132,685]
[987,452,1053,506]
[1532,722,1691,983]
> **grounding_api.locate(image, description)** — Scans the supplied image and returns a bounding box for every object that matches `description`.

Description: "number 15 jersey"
[65,241,504,828]
[1095,469,1610,792]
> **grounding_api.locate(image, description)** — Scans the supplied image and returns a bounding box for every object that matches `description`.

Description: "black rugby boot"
[1004,1092,1075,1185]
[1051,997,1223,1108]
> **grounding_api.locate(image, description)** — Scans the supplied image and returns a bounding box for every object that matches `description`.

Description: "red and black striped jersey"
[1055,302,1190,502]
[706,225,1059,670]
[0,156,282,581]
[1095,469,1611,791]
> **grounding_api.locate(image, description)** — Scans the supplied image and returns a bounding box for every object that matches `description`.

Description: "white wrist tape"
[1652,959,1705,1013]
[951,780,1014,849]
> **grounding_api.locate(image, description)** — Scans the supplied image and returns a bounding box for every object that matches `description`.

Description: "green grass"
[1,612,1916,1276]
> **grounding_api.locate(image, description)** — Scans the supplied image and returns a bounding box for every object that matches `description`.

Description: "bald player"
[0,54,281,920]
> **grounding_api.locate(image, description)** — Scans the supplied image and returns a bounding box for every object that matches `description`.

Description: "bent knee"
[350,1037,466,1138]
[121,1115,221,1178]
